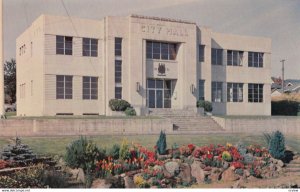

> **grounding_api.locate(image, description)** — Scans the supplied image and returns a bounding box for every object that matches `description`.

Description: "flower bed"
[92,142,284,188]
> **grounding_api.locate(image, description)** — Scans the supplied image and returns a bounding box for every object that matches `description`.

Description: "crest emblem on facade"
[158,63,166,76]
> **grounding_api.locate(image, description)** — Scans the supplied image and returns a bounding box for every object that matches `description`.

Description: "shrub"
[156,131,167,155]
[124,107,136,116]
[236,142,247,156]
[242,154,254,165]
[196,100,213,112]
[271,100,299,116]
[65,136,105,172]
[268,131,285,159]
[119,139,130,160]
[109,99,131,111]
[221,151,232,162]
[108,144,120,160]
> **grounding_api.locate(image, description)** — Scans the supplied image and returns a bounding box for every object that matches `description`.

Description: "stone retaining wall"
[212,116,300,135]
[0,118,173,137]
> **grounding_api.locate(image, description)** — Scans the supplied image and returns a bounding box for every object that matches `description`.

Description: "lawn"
[1,133,299,157]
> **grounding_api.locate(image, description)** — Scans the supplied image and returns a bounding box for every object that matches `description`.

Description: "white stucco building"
[16,14,271,116]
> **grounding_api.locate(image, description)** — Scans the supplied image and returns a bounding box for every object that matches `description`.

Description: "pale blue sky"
[3,0,300,78]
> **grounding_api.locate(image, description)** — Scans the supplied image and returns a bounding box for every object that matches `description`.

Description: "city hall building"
[16,14,271,116]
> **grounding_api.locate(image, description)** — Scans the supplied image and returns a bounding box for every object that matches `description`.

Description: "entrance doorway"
[147,79,176,108]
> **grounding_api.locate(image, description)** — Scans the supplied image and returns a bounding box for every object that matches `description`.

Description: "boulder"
[223,162,229,169]
[178,163,192,183]
[164,161,180,177]
[91,179,112,188]
[221,168,239,182]
[243,169,251,177]
[277,160,284,167]
[69,168,85,183]
[191,160,205,184]
[210,168,222,182]
[124,176,136,188]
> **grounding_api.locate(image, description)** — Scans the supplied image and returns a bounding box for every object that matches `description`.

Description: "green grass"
[0,133,299,157]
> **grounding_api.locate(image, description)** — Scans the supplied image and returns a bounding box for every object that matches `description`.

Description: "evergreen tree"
[156,131,167,155]
[269,131,285,159]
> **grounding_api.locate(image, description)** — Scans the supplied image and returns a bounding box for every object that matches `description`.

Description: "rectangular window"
[199,45,205,62]
[227,83,243,102]
[212,81,223,102]
[227,50,243,66]
[248,83,263,102]
[211,48,223,65]
[56,75,72,99]
[115,60,122,83]
[83,76,98,100]
[115,37,122,56]
[198,80,205,100]
[82,38,98,57]
[56,36,72,55]
[146,41,177,60]
[115,87,122,99]
[248,52,264,67]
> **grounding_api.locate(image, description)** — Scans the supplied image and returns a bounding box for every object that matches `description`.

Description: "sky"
[3,0,300,79]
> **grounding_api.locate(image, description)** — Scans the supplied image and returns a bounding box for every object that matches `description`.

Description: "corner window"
[227,83,243,102]
[212,81,223,102]
[56,36,73,55]
[227,50,243,66]
[115,87,122,99]
[248,83,263,102]
[83,38,98,57]
[248,52,264,68]
[115,37,122,56]
[211,48,223,65]
[199,45,205,62]
[146,41,177,60]
[83,76,98,100]
[115,60,122,83]
[56,75,73,99]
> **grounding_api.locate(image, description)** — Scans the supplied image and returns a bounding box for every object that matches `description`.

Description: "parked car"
[4,103,16,112]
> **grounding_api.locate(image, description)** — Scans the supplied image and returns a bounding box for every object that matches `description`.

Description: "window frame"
[211,81,223,102]
[199,45,205,62]
[211,48,223,65]
[146,41,177,61]
[248,52,264,68]
[56,36,73,55]
[56,75,73,99]
[227,83,243,102]
[82,76,98,100]
[82,38,98,57]
[227,50,243,66]
[115,37,122,56]
[248,83,263,103]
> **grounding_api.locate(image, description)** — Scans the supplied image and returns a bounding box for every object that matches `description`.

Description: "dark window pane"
[83,38,90,44]
[156,80,163,89]
[65,49,72,55]
[148,80,155,88]
[199,45,205,62]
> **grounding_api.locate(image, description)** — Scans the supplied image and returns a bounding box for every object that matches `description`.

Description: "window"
[211,48,223,65]
[115,87,122,99]
[199,45,205,62]
[146,41,177,60]
[115,37,122,56]
[248,52,264,67]
[82,38,98,57]
[248,84,263,102]
[198,80,205,100]
[56,75,72,99]
[227,83,243,102]
[227,50,243,66]
[56,36,72,55]
[115,60,122,83]
[83,76,98,100]
[212,82,223,102]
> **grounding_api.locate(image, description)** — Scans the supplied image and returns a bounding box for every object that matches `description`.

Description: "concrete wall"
[0,118,173,137]
[212,116,300,135]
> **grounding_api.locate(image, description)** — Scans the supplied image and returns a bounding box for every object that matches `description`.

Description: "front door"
[147,79,174,108]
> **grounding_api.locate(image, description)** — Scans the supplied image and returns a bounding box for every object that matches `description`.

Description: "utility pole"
[280,59,285,93]
[0,0,5,119]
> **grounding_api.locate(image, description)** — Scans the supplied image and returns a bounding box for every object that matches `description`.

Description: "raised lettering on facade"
[141,24,188,37]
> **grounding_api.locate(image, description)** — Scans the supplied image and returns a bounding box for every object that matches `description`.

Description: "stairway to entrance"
[149,109,225,133]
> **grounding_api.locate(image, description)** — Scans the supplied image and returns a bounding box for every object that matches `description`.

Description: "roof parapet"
[130,14,196,25]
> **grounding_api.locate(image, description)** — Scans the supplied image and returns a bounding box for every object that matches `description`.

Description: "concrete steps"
[149,109,225,133]
[284,156,300,175]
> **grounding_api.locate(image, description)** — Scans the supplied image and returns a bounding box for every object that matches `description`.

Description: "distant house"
[271,78,300,97]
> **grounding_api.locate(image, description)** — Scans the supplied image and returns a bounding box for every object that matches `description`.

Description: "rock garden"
[0,131,299,188]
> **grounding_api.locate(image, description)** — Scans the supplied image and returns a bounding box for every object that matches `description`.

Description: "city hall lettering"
[141,24,188,37]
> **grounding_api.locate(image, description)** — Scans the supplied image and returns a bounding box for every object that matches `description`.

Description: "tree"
[4,59,16,103]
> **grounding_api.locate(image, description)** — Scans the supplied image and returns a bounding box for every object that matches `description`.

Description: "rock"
[232,180,241,188]
[164,161,180,177]
[69,168,85,183]
[178,163,192,183]
[91,179,112,188]
[106,175,125,188]
[221,168,239,182]
[277,160,284,167]
[124,176,136,188]
[244,169,251,177]
[191,160,205,184]
[203,166,212,171]
[229,165,236,171]
[276,165,282,172]
[223,162,229,169]
[210,168,222,182]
